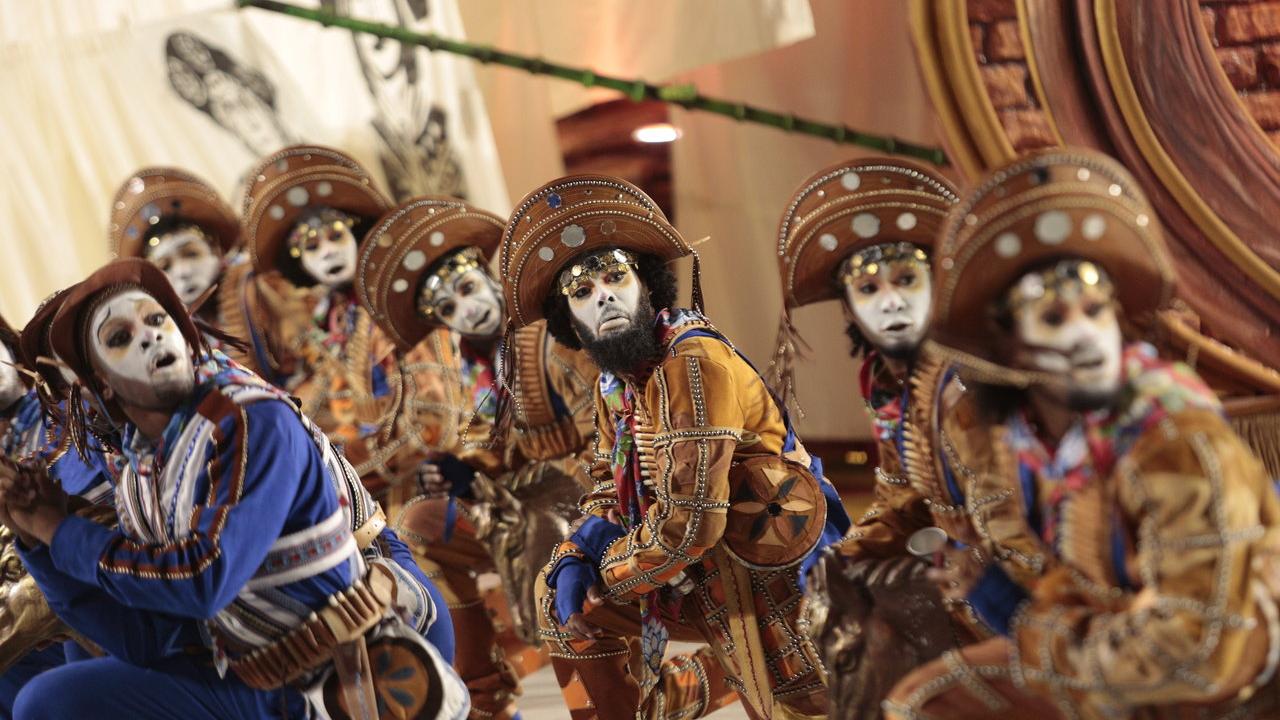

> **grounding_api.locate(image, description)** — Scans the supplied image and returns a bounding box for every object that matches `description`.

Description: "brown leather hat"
[777,158,959,309]
[499,174,695,328]
[50,258,201,413]
[20,286,77,395]
[109,167,240,260]
[240,145,391,274]
[357,196,505,352]
[931,146,1175,369]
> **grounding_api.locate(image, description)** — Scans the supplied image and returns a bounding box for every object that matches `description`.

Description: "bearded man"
[501,175,848,720]
[883,148,1280,719]
[768,158,995,717]
[1,259,466,720]
[355,196,599,720]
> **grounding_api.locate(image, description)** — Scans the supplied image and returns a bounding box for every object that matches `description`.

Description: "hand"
[416,463,448,497]
[562,585,606,641]
[0,463,67,547]
[0,503,38,549]
[926,544,989,604]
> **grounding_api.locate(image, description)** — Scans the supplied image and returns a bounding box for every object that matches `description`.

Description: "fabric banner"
[0,0,507,321]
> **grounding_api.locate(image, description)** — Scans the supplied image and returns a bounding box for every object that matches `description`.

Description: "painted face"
[841,246,932,359]
[563,254,644,342]
[422,266,505,339]
[290,210,359,288]
[88,289,195,410]
[146,227,222,306]
[1007,261,1123,410]
[0,344,23,411]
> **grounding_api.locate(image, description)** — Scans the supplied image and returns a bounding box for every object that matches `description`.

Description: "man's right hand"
[550,557,608,640]
[562,585,606,640]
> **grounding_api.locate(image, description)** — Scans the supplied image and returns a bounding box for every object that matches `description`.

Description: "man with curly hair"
[501,174,848,720]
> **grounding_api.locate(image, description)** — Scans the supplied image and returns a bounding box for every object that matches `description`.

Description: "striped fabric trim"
[248,509,355,590]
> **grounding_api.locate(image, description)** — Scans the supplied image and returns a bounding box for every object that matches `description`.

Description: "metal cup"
[906,526,949,567]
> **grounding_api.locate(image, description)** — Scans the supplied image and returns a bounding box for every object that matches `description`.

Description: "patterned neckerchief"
[597,307,713,693]
[458,338,498,426]
[859,351,911,474]
[599,308,713,528]
[119,351,288,541]
[122,353,283,490]
[1008,343,1220,547]
[304,287,360,357]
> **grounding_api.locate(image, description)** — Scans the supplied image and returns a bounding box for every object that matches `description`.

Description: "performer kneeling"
[2,259,468,720]
[885,148,1280,719]
[504,175,848,720]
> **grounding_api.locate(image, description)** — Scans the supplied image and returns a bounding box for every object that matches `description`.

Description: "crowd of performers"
[0,143,1275,720]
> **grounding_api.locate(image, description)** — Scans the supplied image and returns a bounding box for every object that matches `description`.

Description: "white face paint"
[146,228,222,306]
[566,264,643,342]
[88,289,195,411]
[293,215,359,289]
[424,268,505,339]
[842,256,932,358]
[0,344,23,411]
[1010,272,1123,408]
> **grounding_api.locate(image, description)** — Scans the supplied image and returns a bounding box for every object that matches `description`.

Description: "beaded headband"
[145,223,213,252]
[998,259,1114,316]
[556,249,638,297]
[415,246,487,319]
[286,208,356,257]
[836,242,929,285]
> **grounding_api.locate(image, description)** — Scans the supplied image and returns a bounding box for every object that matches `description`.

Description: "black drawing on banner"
[165,32,294,158]
[324,0,469,201]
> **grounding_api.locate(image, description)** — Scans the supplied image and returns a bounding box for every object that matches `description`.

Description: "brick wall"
[967,0,1056,151]
[1202,0,1280,146]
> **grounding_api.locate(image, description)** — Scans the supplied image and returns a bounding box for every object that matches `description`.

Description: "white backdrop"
[0,0,937,441]
[0,0,508,321]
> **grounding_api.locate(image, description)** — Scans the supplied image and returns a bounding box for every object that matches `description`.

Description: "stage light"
[632,123,681,143]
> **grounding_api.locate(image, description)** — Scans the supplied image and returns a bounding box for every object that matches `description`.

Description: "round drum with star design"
[722,456,827,570]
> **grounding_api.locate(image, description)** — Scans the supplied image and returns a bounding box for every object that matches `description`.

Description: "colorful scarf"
[597,308,713,692]
[859,351,906,446]
[1008,343,1220,547]
[458,339,498,425]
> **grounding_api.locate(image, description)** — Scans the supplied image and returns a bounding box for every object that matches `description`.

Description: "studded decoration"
[774,158,959,311]
[497,174,694,329]
[355,194,505,351]
[107,166,240,260]
[930,146,1175,371]
[557,248,637,297]
[241,144,391,275]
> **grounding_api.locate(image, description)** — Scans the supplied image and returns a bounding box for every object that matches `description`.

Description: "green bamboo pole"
[237,0,949,166]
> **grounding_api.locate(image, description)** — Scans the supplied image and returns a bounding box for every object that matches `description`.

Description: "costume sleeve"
[48,400,310,619]
[1008,411,1275,711]
[965,425,1055,588]
[367,528,452,659]
[599,356,740,599]
[831,457,932,561]
[20,544,198,666]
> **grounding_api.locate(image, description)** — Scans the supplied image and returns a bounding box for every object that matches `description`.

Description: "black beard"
[876,339,920,362]
[1066,386,1119,413]
[572,296,661,375]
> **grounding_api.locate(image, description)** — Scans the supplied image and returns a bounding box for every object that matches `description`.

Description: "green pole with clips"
[236,0,949,166]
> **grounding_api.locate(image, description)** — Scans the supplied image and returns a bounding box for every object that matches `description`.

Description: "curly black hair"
[543,250,679,350]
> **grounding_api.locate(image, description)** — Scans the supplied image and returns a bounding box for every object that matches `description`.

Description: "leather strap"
[354,503,388,550]
[227,563,395,690]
